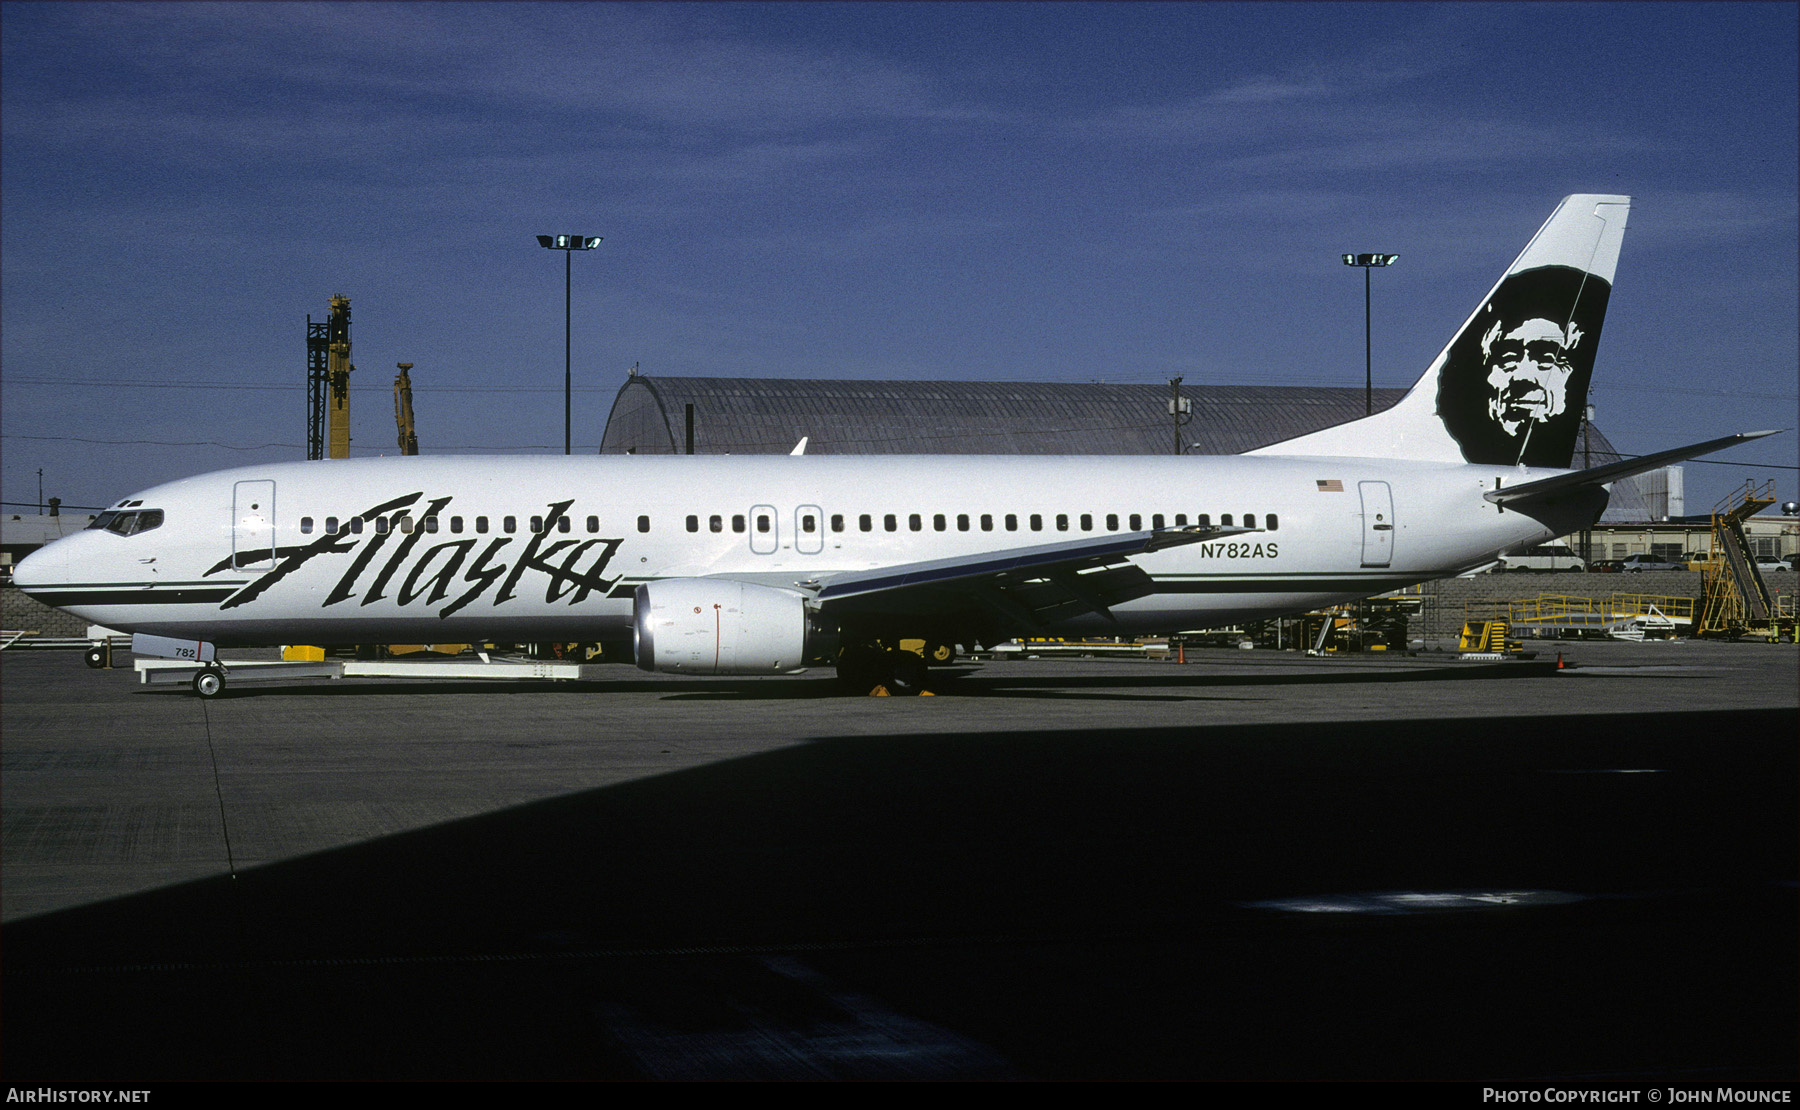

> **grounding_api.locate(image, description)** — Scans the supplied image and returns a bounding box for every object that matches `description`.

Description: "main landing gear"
[836,641,954,696]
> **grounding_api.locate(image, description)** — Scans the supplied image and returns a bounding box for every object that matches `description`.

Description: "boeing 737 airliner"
[13,195,1776,693]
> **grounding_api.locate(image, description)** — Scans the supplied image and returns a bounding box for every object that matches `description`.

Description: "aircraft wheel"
[835,646,885,693]
[192,667,225,699]
[884,650,929,696]
[924,641,956,666]
[84,645,110,669]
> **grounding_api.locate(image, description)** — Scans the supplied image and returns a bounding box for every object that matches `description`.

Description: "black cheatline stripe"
[25,588,239,606]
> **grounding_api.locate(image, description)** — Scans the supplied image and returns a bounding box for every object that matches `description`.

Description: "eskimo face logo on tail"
[1437,265,1609,468]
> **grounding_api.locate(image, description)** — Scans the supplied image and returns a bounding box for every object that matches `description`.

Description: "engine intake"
[633,579,834,675]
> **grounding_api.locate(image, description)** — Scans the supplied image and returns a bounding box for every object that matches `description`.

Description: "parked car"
[1619,553,1685,572]
[1494,544,1586,572]
[1781,554,1798,573]
[1753,554,1785,572]
[1587,558,1625,573]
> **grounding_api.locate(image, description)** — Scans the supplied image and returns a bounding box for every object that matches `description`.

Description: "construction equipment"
[394,362,419,455]
[305,295,354,460]
[1698,480,1776,637]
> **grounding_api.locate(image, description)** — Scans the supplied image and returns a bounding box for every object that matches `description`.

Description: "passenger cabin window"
[908,514,922,532]
[503,516,517,534]
[1244,514,1256,529]
[638,515,650,533]
[1221,514,1233,527]
[556,517,570,534]
[831,514,845,532]
[1080,514,1092,531]
[301,517,314,535]
[710,515,723,533]
[1056,514,1069,532]
[1196,514,1210,527]
[1005,514,1017,531]
[1105,514,1118,531]
[1266,514,1279,531]
[1030,514,1042,531]
[755,514,769,534]
[933,514,946,532]
[587,516,599,534]
[883,514,896,532]
[980,514,992,532]
[450,516,463,534]
[350,517,364,535]
[801,514,817,533]
[425,516,440,534]
[475,516,488,534]
[732,515,746,533]
[686,515,700,533]
[859,514,873,532]
[529,516,544,534]
[1129,514,1141,530]
[375,517,390,535]
[326,516,340,535]
[1175,514,1187,527]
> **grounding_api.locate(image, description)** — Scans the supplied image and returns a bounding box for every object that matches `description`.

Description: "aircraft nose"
[11,541,68,598]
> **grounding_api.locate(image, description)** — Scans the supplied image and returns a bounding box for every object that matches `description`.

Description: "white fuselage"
[15,453,1592,648]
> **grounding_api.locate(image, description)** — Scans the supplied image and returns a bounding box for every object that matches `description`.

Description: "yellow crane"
[305,294,354,460]
[394,362,419,455]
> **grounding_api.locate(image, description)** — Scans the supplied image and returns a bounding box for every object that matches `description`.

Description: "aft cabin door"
[1358,481,1394,568]
[232,480,276,571]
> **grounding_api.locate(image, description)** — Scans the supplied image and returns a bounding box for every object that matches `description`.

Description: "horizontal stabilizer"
[1484,430,1782,505]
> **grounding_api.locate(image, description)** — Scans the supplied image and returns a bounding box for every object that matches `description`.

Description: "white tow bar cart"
[135,654,582,698]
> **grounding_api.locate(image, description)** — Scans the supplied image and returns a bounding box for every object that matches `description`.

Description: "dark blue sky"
[3,1,1795,513]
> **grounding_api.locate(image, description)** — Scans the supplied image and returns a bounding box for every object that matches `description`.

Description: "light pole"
[1341,253,1398,415]
[536,234,602,454]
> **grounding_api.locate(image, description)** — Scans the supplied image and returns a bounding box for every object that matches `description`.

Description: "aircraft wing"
[802,525,1253,603]
[726,525,1259,629]
[1485,430,1782,506]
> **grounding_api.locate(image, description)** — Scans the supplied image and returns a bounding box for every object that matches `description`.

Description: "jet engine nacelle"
[633,579,833,675]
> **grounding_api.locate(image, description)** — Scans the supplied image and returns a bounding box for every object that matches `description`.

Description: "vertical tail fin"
[1251,195,1630,467]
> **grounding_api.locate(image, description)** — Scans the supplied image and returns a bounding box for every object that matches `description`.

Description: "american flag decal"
[1316,479,1344,492]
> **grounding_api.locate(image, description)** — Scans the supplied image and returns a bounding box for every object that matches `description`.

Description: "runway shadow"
[5,708,1794,1081]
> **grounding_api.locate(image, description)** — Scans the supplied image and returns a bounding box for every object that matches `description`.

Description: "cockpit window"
[87,509,164,536]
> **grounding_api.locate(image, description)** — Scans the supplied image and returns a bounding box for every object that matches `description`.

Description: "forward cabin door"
[1358,480,1394,568]
[232,480,276,571]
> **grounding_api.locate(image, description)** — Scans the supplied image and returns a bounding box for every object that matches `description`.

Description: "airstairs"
[1698,480,1776,638]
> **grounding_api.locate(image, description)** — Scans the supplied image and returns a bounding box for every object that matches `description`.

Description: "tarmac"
[3,640,1796,1082]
